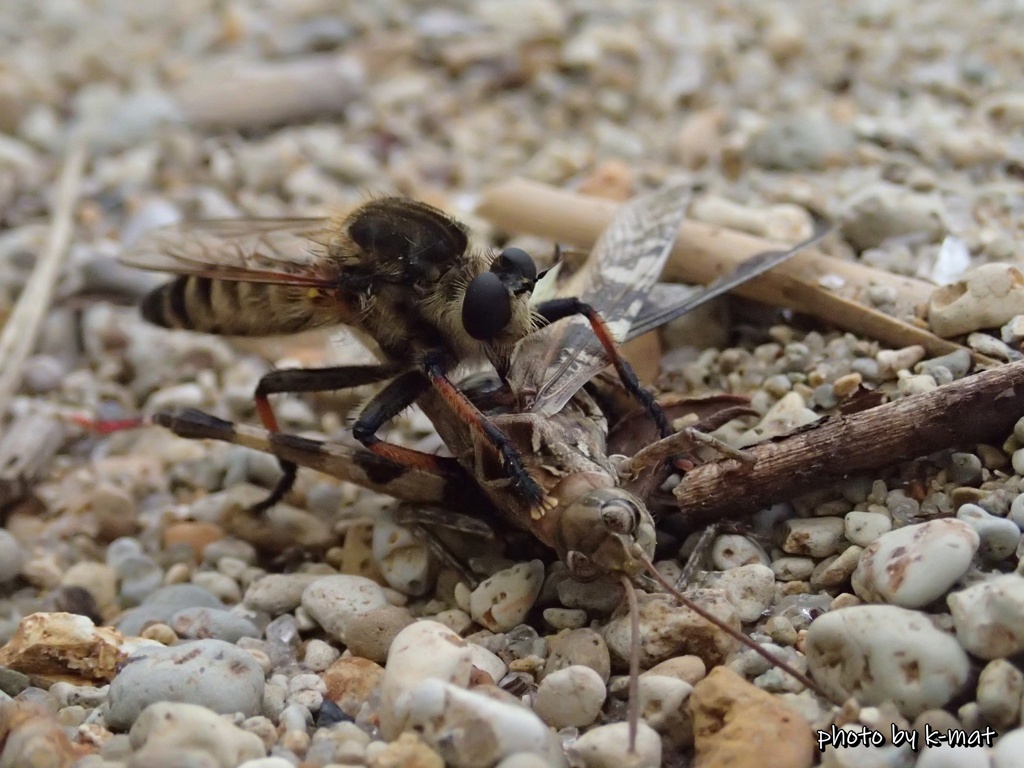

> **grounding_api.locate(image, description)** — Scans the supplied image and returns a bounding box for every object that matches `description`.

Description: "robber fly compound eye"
[600,498,639,535]
[462,247,539,341]
[495,246,537,283]
[462,271,513,341]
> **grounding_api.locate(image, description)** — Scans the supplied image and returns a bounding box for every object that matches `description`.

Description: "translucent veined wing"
[624,213,833,341]
[119,217,341,287]
[509,183,693,416]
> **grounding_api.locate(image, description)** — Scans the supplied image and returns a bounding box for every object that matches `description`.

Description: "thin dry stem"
[0,139,87,417]
[621,574,641,755]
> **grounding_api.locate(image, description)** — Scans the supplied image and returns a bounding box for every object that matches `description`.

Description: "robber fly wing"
[509,183,693,417]
[625,213,834,340]
[119,217,342,287]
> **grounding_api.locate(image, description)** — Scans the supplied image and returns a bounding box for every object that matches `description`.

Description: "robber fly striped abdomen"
[124,196,667,515]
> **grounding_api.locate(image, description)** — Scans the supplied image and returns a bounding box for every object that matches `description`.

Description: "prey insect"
[122,196,670,516]
[156,187,836,751]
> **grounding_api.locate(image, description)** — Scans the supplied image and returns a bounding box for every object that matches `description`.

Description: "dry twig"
[477,179,985,362]
[0,139,86,418]
[174,54,364,129]
[673,359,1024,524]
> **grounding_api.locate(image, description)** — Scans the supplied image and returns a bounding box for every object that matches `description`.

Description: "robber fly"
[156,187,835,751]
[123,196,669,515]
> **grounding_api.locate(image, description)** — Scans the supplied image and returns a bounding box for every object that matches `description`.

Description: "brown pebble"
[140,623,178,645]
[163,522,225,561]
[366,731,443,768]
[0,701,82,767]
[322,657,384,717]
[543,628,611,682]
[643,654,707,686]
[689,667,814,768]
[343,605,415,664]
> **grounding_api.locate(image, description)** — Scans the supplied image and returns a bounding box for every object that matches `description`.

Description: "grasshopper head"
[556,488,656,582]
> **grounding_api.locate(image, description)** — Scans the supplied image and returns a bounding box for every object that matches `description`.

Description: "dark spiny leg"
[351,371,455,474]
[252,363,405,512]
[421,353,552,516]
[535,297,671,438]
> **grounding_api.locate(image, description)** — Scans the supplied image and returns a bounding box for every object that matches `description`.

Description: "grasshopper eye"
[566,551,601,582]
[462,272,512,341]
[495,247,537,282]
[600,498,639,534]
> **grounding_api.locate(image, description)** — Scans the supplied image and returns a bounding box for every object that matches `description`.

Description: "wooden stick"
[174,54,364,129]
[672,359,1024,524]
[0,139,86,417]
[476,179,979,361]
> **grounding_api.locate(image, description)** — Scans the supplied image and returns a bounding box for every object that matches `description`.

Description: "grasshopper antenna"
[620,575,641,755]
[640,556,834,703]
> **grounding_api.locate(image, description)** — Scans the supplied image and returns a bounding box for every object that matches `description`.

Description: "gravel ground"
[2,1,1024,767]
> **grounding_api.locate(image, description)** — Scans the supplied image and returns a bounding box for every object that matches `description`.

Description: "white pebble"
[380,620,472,739]
[930,264,1024,338]
[977,658,1023,730]
[301,575,388,642]
[567,721,661,768]
[1013,448,1024,477]
[469,560,544,632]
[715,564,775,622]
[779,517,846,558]
[771,556,815,581]
[851,519,978,608]
[917,745,992,768]
[468,643,508,684]
[957,503,1021,561]
[372,509,433,596]
[710,535,770,569]
[805,605,970,718]
[949,574,1024,659]
[637,675,693,747]
[843,511,892,547]
[402,678,564,765]
[533,665,606,728]
[876,346,927,377]
[736,392,820,447]
[993,728,1024,768]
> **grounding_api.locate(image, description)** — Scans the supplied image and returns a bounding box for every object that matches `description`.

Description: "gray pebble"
[170,607,260,642]
[746,113,855,170]
[117,584,225,636]
[114,555,165,607]
[0,667,30,696]
[1009,493,1024,530]
[0,530,25,583]
[244,573,323,615]
[842,182,946,251]
[957,503,1020,561]
[107,639,265,730]
[202,538,258,567]
[917,349,972,380]
[948,452,983,485]
[556,574,623,614]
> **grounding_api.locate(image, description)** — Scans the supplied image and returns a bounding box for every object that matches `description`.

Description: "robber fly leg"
[535,298,672,438]
[421,354,553,516]
[351,370,464,477]
[251,363,405,512]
